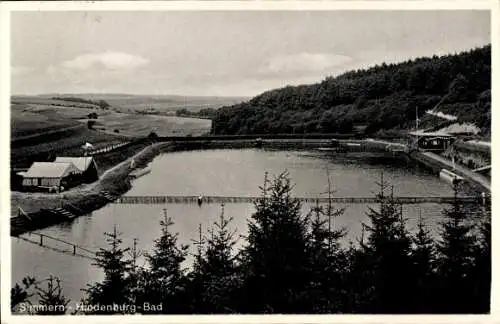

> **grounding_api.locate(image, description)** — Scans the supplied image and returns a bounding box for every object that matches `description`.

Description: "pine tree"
[82,225,134,314]
[141,208,188,313]
[127,237,143,309]
[11,276,36,313]
[343,235,376,313]
[470,217,491,313]
[35,276,70,315]
[436,184,477,313]
[194,204,241,313]
[306,169,348,313]
[240,171,312,313]
[361,173,413,313]
[410,212,437,313]
[185,223,207,313]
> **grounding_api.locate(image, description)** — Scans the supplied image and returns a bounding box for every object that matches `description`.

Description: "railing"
[114,195,484,205]
[472,165,491,172]
[16,232,97,260]
[87,141,131,156]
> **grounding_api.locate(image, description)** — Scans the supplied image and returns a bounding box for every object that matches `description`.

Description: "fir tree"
[11,276,36,313]
[194,204,241,313]
[410,212,437,313]
[141,209,188,313]
[127,237,143,309]
[34,276,70,315]
[82,225,134,314]
[306,169,348,313]
[361,173,413,313]
[240,171,312,313]
[470,217,491,313]
[185,223,207,313]
[436,185,477,313]
[343,236,375,313]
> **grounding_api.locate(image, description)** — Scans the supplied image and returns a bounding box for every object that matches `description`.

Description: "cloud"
[11,66,33,76]
[259,53,353,75]
[44,51,151,91]
[60,51,149,71]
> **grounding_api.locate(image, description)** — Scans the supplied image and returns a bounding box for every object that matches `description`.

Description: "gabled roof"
[408,130,455,137]
[54,157,94,172]
[23,162,80,178]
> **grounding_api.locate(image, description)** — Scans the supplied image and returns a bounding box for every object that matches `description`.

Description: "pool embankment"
[409,150,490,194]
[11,137,489,236]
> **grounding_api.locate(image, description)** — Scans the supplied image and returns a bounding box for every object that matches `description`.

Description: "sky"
[11,10,490,97]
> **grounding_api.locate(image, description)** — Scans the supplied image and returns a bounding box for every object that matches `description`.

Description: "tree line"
[52,97,111,110]
[12,172,490,314]
[176,107,217,119]
[211,45,491,136]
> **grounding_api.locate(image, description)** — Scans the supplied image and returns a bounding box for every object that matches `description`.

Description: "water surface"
[12,149,455,304]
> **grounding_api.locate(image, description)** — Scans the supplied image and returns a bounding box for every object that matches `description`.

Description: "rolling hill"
[13,94,248,114]
[211,45,491,137]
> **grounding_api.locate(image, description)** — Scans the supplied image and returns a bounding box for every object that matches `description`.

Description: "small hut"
[408,131,456,152]
[54,157,99,183]
[22,162,80,191]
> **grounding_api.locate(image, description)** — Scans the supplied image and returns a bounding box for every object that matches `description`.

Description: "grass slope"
[17,94,248,114]
[10,99,212,169]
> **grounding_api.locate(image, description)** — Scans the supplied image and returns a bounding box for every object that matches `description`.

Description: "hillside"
[211,45,491,137]
[14,94,248,114]
[10,99,212,169]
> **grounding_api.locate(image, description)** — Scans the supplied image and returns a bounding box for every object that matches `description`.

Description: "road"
[419,151,491,192]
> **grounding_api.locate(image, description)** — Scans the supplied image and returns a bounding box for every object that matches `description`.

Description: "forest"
[12,172,490,314]
[211,45,491,136]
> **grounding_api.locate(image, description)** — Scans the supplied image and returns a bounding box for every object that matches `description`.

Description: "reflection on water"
[12,149,457,304]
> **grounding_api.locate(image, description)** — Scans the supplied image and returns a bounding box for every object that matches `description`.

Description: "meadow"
[84,112,211,137]
[10,98,212,169]
[13,94,247,114]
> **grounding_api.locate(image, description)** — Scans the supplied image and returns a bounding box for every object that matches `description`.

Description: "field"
[11,103,83,139]
[85,113,211,137]
[11,127,128,169]
[10,97,212,169]
[13,94,248,114]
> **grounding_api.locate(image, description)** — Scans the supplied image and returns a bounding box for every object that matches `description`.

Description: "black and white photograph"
[2,1,494,319]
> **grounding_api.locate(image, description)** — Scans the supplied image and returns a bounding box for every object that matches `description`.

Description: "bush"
[148,131,158,139]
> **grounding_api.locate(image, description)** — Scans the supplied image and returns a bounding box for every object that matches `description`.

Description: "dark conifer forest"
[12,172,491,314]
[211,45,491,136]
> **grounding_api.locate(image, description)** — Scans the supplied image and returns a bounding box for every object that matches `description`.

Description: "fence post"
[73,245,76,255]
[39,234,43,246]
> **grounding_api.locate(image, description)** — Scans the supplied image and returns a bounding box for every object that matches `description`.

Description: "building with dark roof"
[54,156,98,183]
